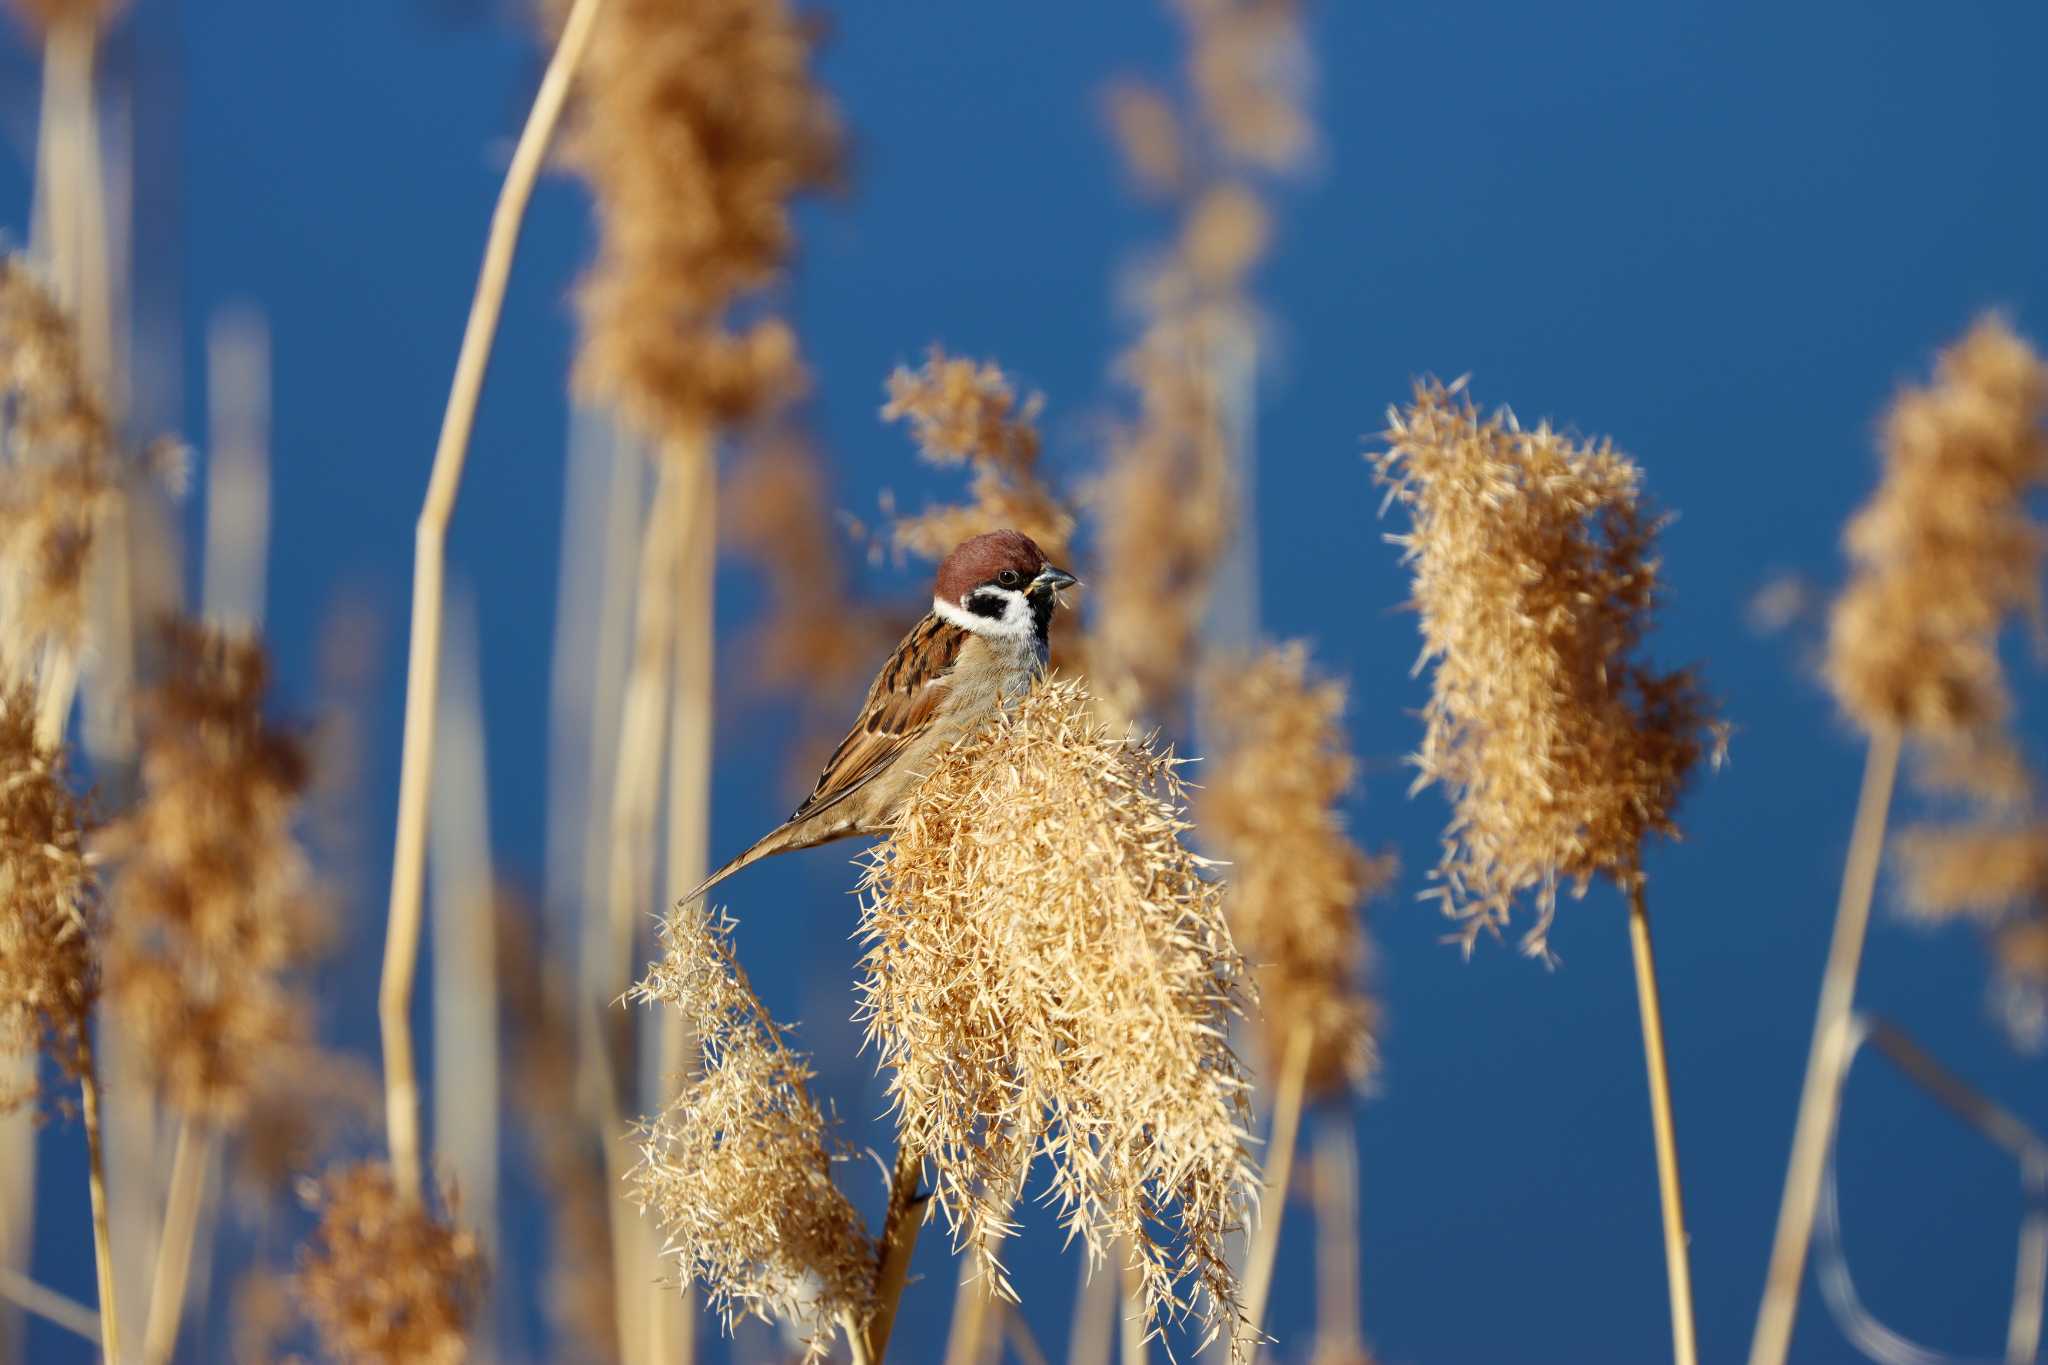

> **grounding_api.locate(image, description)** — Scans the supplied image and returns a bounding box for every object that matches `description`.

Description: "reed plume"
[857,677,1255,1346]
[1176,0,1314,174]
[294,1160,486,1365]
[884,348,1075,563]
[1371,378,1718,957]
[0,256,124,740]
[1373,377,1715,1365]
[1752,316,2048,1365]
[563,0,840,443]
[2,0,123,33]
[627,901,874,1357]
[104,619,320,1122]
[1196,644,1389,1095]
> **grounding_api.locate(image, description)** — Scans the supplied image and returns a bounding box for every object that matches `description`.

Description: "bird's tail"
[680,834,780,908]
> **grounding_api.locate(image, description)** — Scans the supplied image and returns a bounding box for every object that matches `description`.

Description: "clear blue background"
[6,1,2048,1361]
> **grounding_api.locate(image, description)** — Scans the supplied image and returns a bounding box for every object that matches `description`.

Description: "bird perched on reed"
[687,529,1076,902]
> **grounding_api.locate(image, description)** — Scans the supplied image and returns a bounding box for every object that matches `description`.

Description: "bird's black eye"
[996,568,1023,589]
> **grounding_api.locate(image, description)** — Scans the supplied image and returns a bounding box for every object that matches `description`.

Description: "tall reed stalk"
[378,0,605,1204]
[139,1116,207,1365]
[1240,1023,1311,1352]
[1627,883,1697,1365]
[78,1037,121,1364]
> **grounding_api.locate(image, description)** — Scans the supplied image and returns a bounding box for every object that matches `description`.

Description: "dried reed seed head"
[0,256,121,690]
[234,1046,380,1198]
[628,902,874,1355]
[0,687,96,1103]
[1177,0,1314,173]
[1894,822,2048,924]
[105,618,323,1121]
[3,0,126,35]
[1372,379,1719,957]
[565,0,839,440]
[1105,79,1190,198]
[1196,646,1391,1096]
[1824,315,2048,738]
[883,348,1076,563]
[858,677,1254,1344]
[1086,317,1236,727]
[1180,182,1270,292]
[294,1160,485,1365]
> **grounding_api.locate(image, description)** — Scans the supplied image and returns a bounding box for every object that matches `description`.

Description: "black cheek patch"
[967,590,1009,620]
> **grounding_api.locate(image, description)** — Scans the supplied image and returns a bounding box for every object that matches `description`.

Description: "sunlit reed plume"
[1824,315,2048,754]
[1371,378,1719,957]
[1196,644,1390,1095]
[0,686,95,1104]
[857,677,1254,1345]
[627,901,874,1357]
[497,890,620,1361]
[104,619,321,1121]
[1176,0,1314,174]
[883,348,1075,562]
[563,0,840,443]
[0,257,122,737]
[294,1160,486,1365]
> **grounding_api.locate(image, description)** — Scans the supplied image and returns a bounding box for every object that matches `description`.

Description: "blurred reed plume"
[1374,376,1714,1365]
[1752,316,2048,1365]
[0,256,124,742]
[857,677,1255,1346]
[0,685,96,1104]
[2,0,124,34]
[563,0,840,443]
[1824,315,2048,750]
[293,1159,486,1365]
[883,348,1075,563]
[1176,0,1314,174]
[1196,644,1390,1096]
[627,901,874,1357]
[1372,378,1719,958]
[104,619,320,1121]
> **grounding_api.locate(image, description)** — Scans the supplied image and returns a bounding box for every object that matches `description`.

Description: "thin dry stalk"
[942,1261,998,1365]
[378,0,606,1204]
[2010,1166,2047,1365]
[1748,730,1902,1365]
[0,1265,100,1343]
[1240,1023,1310,1357]
[1626,883,1697,1365]
[862,1145,927,1362]
[1310,1115,1365,1359]
[1069,1251,1116,1365]
[141,1115,209,1365]
[1120,1257,1147,1365]
[79,1041,121,1364]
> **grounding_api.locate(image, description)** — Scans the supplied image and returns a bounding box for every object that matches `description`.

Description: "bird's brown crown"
[933,530,1049,605]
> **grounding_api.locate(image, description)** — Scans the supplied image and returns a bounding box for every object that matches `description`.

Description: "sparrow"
[685,528,1078,904]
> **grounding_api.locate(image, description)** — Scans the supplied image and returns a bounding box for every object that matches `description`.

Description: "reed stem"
[0,1267,100,1345]
[1748,728,1901,1365]
[1066,1249,1114,1365]
[140,1117,207,1365]
[1118,1255,1146,1365]
[377,0,607,1203]
[1626,882,1697,1365]
[1241,1023,1313,1356]
[941,1261,996,1365]
[80,1038,122,1364]
[863,1145,927,1361]
[1312,1114,1364,1357]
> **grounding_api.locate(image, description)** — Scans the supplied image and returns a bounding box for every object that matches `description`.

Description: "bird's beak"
[1030,566,1079,596]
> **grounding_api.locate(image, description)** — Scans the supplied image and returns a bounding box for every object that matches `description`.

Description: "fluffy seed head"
[1177,0,1314,173]
[562,0,840,441]
[0,687,96,1105]
[627,901,874,1355]
[1196,646,1391,1096]
[1371,379,1719,956]
[1825,316,2048,739]
[293,1160,485,1365]
[883,349,1075,564]
[858,677,1255,1345]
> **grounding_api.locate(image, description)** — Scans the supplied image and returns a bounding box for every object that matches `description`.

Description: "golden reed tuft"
[882,347,1075,563]
[1825,315,2048,748]
[1197,645,1391,1095]
[0,686,97,1105]
[561,0,839,442]
[627,901,874,1355]
[293,1160,485,1365]
[857,677,1254,1345]
[0,257,121,698]
[104,620,323,1122]
[1372,379,1718,956]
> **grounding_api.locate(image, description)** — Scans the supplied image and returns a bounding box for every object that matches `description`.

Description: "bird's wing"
[787,611,967,827]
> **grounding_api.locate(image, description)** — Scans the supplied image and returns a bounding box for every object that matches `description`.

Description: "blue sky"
[7,0,2048,1360]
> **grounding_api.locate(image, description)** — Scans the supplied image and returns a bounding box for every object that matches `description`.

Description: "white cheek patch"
[931,591,1036,642]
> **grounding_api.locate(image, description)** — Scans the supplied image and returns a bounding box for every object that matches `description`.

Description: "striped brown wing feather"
[788,612,965,826]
